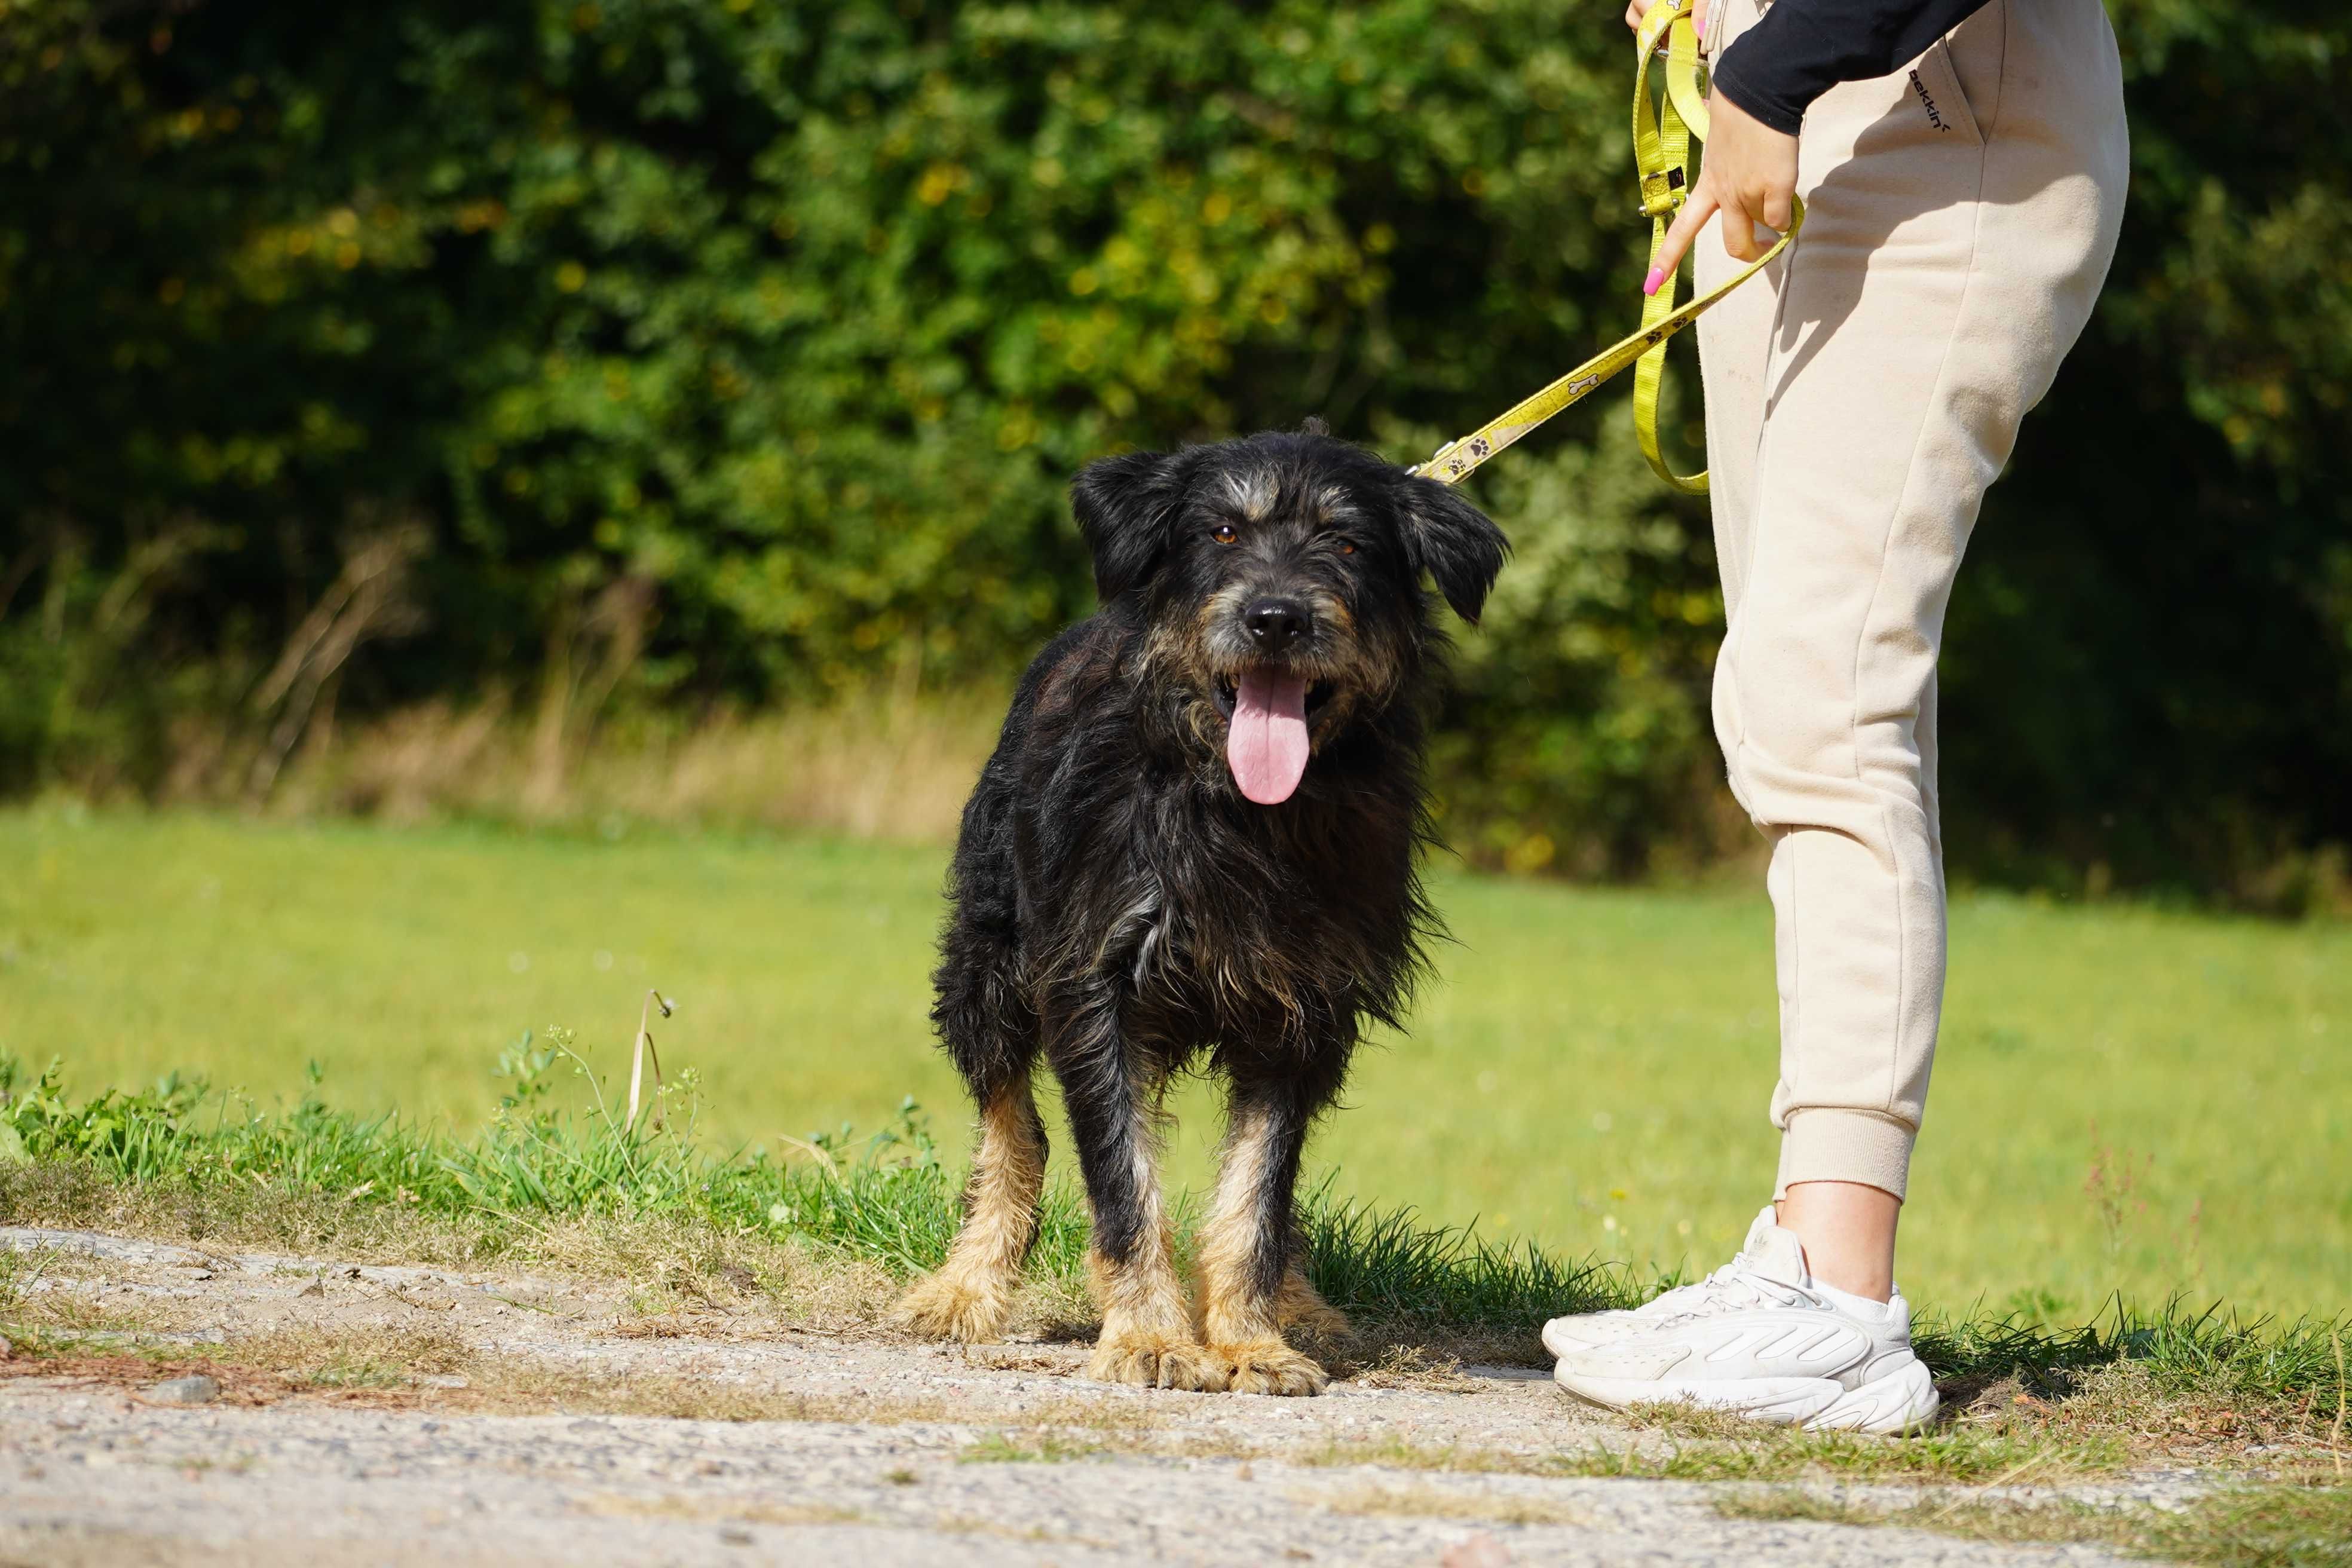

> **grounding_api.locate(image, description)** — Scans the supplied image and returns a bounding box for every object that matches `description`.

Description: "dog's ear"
[1072,448,1183,604]
[1399,475,1509,624]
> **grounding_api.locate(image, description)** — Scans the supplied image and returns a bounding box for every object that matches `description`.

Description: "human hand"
[1643,88,1796,293]
[1623,0,1707,36]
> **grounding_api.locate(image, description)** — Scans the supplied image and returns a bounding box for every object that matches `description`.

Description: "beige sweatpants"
[1693,0,2128,1199]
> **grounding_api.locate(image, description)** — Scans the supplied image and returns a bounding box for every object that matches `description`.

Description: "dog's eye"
[1211,523,1239,546]
[1335,537,1357,555]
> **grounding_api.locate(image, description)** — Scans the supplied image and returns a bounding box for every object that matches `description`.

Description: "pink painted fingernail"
[1642,266,1667,296]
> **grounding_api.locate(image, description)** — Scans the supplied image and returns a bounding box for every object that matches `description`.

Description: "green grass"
[1,1041,2345,1486]
[0,1032,1639,1347]
[1291,1429,2130,1486]
[959,1431,1107,1463]
[6,995,2347,1411]
[1716,1483,2352,1566]
[1,805,2347,1322]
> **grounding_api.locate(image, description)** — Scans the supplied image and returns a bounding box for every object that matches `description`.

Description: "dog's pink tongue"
[1227,670,1311,805]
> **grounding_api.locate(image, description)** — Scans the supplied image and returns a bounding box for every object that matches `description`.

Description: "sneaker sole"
[1554,1356,1940,1435]
[1804,1358,1940,1434]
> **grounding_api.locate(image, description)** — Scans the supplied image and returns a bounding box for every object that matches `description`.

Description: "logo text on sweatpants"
[1907,68,1952,132]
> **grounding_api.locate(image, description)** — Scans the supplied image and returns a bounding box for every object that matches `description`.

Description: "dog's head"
[1071,424,1507,805]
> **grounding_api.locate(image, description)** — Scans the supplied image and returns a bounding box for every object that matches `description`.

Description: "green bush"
[1,0,2345,899]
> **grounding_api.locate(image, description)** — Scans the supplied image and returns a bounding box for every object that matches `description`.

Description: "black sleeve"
[1709,0,1993,135]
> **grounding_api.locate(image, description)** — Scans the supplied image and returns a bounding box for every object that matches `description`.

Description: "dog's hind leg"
[1274,1245,1352,1342]
[1054,993,1224,1392]
[1195,1079,1333,1396]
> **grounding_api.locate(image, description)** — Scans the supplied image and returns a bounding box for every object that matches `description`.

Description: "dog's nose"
[1244,598,1310,653]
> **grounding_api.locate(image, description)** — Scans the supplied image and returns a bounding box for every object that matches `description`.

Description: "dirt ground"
[0,1226,2192,1566]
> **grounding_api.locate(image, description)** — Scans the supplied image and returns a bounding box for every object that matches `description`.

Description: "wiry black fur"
[932,426,1506,1331]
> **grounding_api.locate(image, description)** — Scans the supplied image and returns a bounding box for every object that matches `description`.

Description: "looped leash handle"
[1633,0,1710,493]
[1411,0,1801,492]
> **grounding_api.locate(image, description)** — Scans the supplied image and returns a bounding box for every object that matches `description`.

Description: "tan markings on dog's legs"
[1276,1259,1353,1340]
[894,1077,1046,1343]
[1193,1098,1278,1343]
[1085,1226,1222,1392]
[1085,1092,1225,1392]
[1193,1099,1328,1396]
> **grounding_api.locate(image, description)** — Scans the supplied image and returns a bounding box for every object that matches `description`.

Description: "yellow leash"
[1411,0,1802,494]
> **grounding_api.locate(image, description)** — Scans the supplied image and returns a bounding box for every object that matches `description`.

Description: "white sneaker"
[1549,1206,1941,1434]
[1539,1205,1787,1358]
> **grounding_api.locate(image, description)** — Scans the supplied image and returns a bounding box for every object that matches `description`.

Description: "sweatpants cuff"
[1774,1110,1917,1202]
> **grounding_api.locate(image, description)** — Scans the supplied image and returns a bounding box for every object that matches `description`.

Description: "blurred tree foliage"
[1,0,2345,903]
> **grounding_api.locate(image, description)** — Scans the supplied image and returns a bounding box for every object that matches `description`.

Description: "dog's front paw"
[893,1269,1011,1343]
[1212,1338,1328,1397]
[1087,1331,1227,1392]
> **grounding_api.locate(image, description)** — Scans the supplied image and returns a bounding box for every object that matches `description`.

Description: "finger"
[1713,180,1767,262]
[1645,187,1717,294]
[1760,183,1793,233]
[1625,0,1645,31]
[1722,200,1762,263]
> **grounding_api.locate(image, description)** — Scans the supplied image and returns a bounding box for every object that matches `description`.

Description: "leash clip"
[1637,166,1687,220]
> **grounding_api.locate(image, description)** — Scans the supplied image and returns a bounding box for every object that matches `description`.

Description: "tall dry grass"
[216,690,1002,843]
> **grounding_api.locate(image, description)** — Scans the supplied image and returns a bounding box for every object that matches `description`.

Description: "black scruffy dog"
[894,424,1506,1395]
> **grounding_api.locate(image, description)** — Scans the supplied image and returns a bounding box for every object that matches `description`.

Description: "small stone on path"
[145,1375,220,1405]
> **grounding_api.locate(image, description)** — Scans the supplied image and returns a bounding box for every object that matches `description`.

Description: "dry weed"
[1302,1483,1592,1527]
[1344,1344,1486,1394]
[0,1319,966,1426]
[1,1167,905,1340]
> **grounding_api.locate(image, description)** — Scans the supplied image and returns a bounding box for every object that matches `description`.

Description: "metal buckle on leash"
[1638,166,1686,219]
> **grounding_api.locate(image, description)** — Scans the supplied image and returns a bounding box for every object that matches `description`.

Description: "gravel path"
[0,1227,2154,1566]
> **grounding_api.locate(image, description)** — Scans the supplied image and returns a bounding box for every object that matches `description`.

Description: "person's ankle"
[1775,1181,1899,1302]
[1797,1243,1894,1302]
